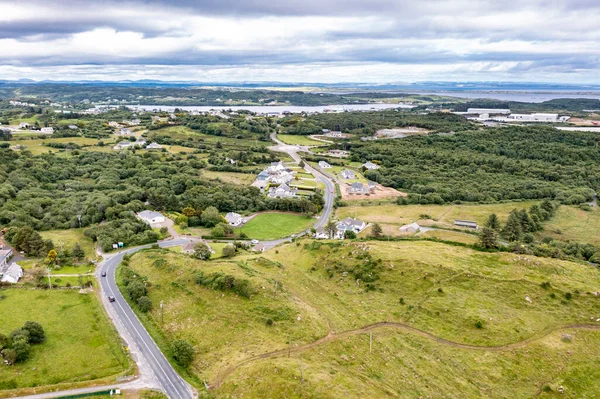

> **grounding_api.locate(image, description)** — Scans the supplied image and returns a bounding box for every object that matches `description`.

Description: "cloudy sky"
[1,0,599,83]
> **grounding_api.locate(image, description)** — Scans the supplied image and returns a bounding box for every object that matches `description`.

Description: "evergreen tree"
[478,227,499,249]
[518,209,534,233]
[485,214,500,230]
[502,210,523,242]
[370,223,383,238]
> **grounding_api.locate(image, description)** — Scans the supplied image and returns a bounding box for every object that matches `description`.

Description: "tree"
[137,296,153,313]
[325,220,337,239]
[299,160,305,168]
[540,199,556,219]
[478,227,498,249]
[344,230,357,239]
[72,243,85,262]
[181,207,196,217]
[22,321,45,344]
[172,339,194,367]
[370,223,383,238]
[222,244,236,258]
[211,224,226,237]
[192,242,212,260]
[502,210,523,242]
[201,206,223,227]
[127,280,147,302]
[45,249,59,265]
[485,214,500,230]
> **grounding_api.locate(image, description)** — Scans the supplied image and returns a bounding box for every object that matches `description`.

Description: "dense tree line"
[0,321,46,365]
[281,111,473,136]
[347,126,600,203]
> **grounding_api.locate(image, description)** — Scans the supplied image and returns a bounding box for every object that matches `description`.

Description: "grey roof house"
[341,169,355,179]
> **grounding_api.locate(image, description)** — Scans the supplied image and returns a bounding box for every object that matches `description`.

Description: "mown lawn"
[39,228,97,261]
[0,290,129,394]
[236,213,314,240]
[276,134,324,146]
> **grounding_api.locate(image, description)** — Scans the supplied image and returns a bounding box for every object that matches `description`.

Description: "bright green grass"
[50,265,95,275]
[40,228,96,261]
[0,290,129,394]
[276,134,324,146]
[236,213,314,240]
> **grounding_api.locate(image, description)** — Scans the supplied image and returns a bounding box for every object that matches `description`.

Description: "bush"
[22,321,45,344]
[474,320,484,329]
[222,244,236,258]
[137,296,153,313]
[127,280,148,302]
[12,337,30,362]
[172,339,194,367]
[1,348,17,365]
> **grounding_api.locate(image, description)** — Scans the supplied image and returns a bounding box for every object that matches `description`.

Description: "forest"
[0,149,323,250]
[281,110,474,136]
[349,126,600,203]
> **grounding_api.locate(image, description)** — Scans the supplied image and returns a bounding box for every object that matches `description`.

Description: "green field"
[0,290,130,395]
[40,228,97,261]
[276,134,324,146]
[201,170,257,185]
[147,126,267,149]
[121,240,600,398]
[236,212,314,240]
[541,205,600,245]
[10,137,107,156]
[337,201,538,230]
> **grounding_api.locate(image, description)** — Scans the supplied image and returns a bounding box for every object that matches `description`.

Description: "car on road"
[251,239,259,245]
[108,296,116,302]
[101,271,107,277]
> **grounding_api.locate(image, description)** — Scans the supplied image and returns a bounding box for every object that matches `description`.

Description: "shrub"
[540,281,551,290]
[1,348,17,365]
[474,320,484,329]
[266,318,274,326]
[172,339,194,367]
[127,280,148,302]
[222,244,236,258]
[22,321,45,344]
[137,296,153,313]
[12,338,30,362]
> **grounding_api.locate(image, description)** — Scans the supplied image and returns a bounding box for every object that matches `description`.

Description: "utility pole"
[369,332,372,353]
[47,268,52,289]
[160,300,164,324]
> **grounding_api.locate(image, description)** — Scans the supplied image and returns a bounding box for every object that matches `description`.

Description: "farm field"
[122,240,600,398]
[276,134,324,146]
[0,290,130,396]
[10,137,106,155]
[337,201,539,230]
[39,228,97,261]
[146,126,268,148]
[236,212,314,240]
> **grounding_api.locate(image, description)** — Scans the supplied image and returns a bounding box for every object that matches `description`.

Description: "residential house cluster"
[113,138,150,150]
[254,161,298,198]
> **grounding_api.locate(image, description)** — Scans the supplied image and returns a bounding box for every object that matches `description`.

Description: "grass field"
[122,240,600,397]
[0,290,130,395]
[10,137,105,156]
[276,134,324,146]
[418,228,479,244]
[337,201,538,231]
[236,212,314,240]
[147,126,267,149]
[201,170,257,185]
[541,205,600,245]
[40,228,97,261]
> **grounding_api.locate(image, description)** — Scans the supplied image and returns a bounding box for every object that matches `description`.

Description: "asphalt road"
[97,239,195,399]
[269,132,335,230]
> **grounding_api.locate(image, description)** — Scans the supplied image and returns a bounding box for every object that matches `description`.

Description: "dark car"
[101,271,107,277]
[108,296,116,302]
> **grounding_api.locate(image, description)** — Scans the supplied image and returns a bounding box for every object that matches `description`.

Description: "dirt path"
[209,322,600,389]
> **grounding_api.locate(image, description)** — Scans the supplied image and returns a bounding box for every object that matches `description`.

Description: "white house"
[349,182,367,194]
[225,212,245,226]
[113,141,132,150]
[68,125,79,130]
[506,113,560,122]
[137,210,165,226]
[268,183,297,198]
[120,128,133,136]
[466,108,511,115]
[109,121,120,128]
[341,169,355,179]
[336,218,367,238]
[0,249,13,268]
[318,161,331,169]
[146,142,163,150]
[399,222,421,234]
[362,161,380,170]
[368,181,377,191]
[267,161,286,173]
[40,127,54,134]
[0,263,23,284]
[133,138,147,147]
[19,122,30,129]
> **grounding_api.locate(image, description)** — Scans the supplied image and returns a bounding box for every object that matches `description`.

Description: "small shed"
[399,222,421,234]
[454,220,478,230]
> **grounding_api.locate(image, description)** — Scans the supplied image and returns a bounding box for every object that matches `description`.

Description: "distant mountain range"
[1,79,600,92]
